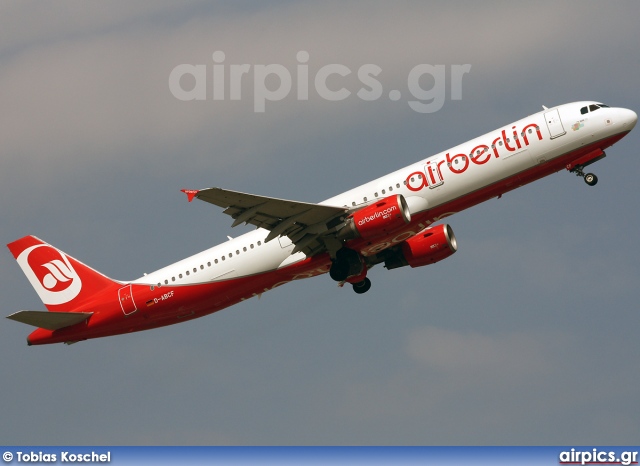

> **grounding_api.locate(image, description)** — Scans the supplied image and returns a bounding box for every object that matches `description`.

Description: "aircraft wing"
[181,187,349,255]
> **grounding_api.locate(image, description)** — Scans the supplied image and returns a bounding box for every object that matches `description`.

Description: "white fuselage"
[134,102,636,291]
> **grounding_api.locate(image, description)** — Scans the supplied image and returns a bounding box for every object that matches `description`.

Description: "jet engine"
[337,194,411,241]
[384,224,458,269]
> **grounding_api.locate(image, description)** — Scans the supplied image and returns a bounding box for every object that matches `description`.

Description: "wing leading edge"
[181,187,349,255]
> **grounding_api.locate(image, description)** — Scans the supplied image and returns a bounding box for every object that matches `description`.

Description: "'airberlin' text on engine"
[407,121,544,191]
[357,205,398,225]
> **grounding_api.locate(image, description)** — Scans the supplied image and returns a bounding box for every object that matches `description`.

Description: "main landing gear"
[352,277,371,294]
[329,247,372,294]
[573,165,598,186]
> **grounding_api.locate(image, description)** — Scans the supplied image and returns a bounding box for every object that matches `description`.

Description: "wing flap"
[7,310,93,331]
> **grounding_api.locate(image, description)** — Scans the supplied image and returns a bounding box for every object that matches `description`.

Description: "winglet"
[181,189,199,202]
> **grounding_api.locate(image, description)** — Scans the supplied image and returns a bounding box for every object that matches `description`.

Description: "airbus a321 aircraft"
[7,101,637,345]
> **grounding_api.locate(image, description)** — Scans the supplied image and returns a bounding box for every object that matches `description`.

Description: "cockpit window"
[581,103,609,115]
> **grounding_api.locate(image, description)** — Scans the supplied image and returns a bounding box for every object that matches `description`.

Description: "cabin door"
[118,285,138,316]
[544,109,566,139]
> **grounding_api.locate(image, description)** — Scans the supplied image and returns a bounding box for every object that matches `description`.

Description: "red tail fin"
[7,236,122,312]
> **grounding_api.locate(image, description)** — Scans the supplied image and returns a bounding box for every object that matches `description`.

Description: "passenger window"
[580,106,588,115]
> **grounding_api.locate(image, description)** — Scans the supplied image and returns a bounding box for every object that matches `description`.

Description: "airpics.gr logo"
[16,244,82,305]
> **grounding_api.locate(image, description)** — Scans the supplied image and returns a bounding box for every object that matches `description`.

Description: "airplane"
[6,101,637,345]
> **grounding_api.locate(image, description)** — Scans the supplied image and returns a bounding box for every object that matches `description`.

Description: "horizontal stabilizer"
[6,310,93,331]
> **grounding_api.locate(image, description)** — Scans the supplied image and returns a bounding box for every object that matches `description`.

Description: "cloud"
[5,1,638,192]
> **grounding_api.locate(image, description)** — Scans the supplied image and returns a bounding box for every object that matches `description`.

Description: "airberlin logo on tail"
[16,244,82,305]
[41,260,75,290]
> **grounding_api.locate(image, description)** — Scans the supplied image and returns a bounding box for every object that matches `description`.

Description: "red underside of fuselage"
[27,131,629,345]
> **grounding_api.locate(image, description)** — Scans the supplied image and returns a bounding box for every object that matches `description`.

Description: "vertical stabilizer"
[7,236,122,313]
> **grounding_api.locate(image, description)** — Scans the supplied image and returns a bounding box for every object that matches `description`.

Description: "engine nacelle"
[337,194,411,241]
[385,224,458,269]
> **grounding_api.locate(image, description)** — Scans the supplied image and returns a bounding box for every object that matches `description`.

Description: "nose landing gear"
[584,172,598,186]
[573,165,598,186]
[566,149,605,187]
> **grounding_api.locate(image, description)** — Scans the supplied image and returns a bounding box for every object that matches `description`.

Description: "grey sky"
[1,1,639,445]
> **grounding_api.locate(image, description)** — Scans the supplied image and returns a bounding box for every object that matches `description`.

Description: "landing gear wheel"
[573,165,598,187]
[352,277,371,294]
[584,173,598,186]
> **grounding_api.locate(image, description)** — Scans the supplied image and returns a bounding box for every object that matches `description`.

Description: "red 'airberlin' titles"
[406,121,543,191]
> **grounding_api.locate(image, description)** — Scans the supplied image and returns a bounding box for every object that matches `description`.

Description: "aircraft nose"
[620,108,638,130]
